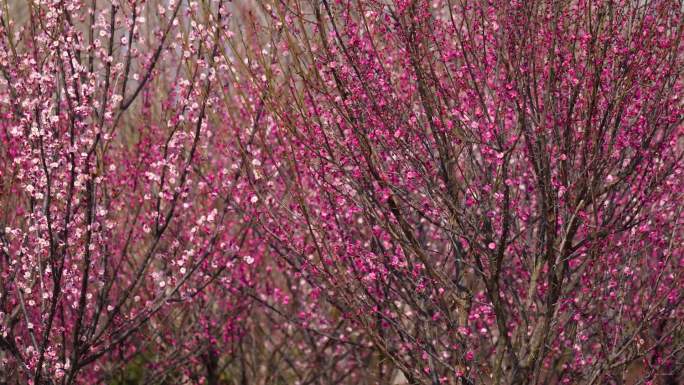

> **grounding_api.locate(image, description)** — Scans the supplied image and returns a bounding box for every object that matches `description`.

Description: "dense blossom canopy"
[0,0,683,384]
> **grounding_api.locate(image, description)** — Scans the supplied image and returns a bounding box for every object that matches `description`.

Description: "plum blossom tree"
[230,0,684,384]
[0,0,258,383]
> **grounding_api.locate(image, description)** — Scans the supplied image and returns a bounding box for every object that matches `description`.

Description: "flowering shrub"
[1,0,683,384]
